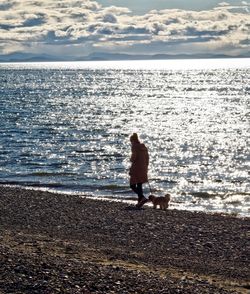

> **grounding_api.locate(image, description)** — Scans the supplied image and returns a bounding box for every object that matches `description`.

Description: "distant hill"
[0,51,249,63]
[81,52,250,61]
[0,52,67,62]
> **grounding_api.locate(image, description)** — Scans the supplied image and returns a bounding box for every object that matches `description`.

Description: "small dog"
[148,194,171,210]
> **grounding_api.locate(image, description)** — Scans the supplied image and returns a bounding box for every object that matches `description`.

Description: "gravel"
[0,186,249,293]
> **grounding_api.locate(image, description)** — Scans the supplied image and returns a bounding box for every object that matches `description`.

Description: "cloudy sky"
[0,0,249,57]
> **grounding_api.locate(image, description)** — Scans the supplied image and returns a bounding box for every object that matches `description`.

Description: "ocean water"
[0,59,249,216]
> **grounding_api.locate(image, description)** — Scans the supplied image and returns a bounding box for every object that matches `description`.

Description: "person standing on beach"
[129,133,149,208]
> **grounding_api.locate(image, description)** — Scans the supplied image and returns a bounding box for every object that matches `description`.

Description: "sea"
[0,58,249,216]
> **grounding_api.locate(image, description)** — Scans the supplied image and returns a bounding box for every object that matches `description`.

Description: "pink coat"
[129,142,149,185]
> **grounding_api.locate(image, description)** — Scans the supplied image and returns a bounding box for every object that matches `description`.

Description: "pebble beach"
[0,186,249,293]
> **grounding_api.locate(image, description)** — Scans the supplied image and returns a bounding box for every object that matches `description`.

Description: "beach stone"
[0,186,249,293]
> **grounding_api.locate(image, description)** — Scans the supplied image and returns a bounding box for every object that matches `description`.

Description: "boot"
[137,195,144,205]
[136,196,148,208]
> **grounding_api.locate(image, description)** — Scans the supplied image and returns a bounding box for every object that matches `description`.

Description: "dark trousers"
[130,183,144,202]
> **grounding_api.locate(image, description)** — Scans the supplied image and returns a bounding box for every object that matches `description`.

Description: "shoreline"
[1,186,249,293]
[1,183,249,218]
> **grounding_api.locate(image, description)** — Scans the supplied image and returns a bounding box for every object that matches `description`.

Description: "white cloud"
[218,2,230,6]
[0,0,249,56]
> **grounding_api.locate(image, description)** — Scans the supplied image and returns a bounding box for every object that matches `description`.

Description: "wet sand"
[0,186,249,293]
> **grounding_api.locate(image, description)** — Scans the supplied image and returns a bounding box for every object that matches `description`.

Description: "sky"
[0,0,249,58]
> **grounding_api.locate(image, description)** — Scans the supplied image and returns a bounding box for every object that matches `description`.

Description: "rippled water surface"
[0,59,249,215]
